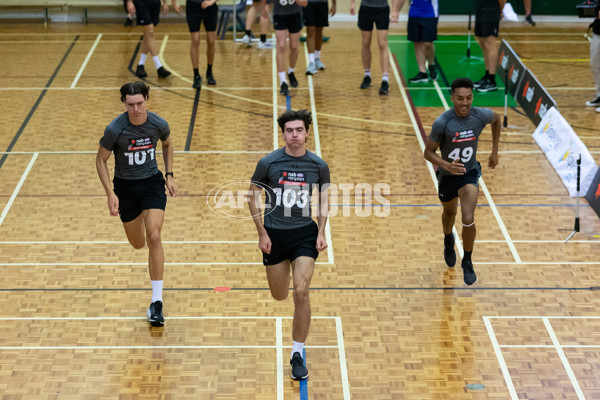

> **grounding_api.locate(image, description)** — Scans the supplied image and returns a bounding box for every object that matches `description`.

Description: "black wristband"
[166,172,174,178]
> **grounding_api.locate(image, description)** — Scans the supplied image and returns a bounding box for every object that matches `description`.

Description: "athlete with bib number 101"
[96,81,178,327]
[247,109,330,381]
[424,77,501,286]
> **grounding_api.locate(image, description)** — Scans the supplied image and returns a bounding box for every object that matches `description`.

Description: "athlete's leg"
[376,28,389,75]
[206,30,216,65]
[288,31,300,69]
[143,208,166,280]
[457,184,479,252]
[306,26,316,54]
[142,23,159,57]
[290,256,315,343]
[190,31,201,69]
[315,26,324,51]
[441,197,458,236]
[122,211,147,250]
[265,260,291,300]
[275,30,288,74]
[361,30,372,71]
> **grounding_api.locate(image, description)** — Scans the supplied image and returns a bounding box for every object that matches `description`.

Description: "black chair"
[217,0,246,40]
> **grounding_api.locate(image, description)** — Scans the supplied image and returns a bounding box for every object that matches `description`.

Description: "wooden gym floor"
[0,17,599,399]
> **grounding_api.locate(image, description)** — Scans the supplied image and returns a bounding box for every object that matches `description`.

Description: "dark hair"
[277,109,312,131]
[451,77,474,93]
[120,81,150,102]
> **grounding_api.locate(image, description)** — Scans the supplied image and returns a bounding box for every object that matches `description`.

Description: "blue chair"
[217,0,246,40]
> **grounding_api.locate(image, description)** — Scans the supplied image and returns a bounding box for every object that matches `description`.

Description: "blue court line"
[0,35,79,169]
[286,95,291,111]
[299,348,308,400]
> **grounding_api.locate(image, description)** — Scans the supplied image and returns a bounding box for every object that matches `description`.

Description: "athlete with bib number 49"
[96,81,178,327]
[248,109,330,380]
[424,77,501,286]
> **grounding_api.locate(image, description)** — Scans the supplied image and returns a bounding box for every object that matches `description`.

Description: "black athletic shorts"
[113,172,167,223]
[262,220,319,266]
[186,1,219,32]
[358,5,390,31]
[475,8,500,37]
[407,17,438,42]
[134,0,161,26]
[437,162,481,203]
[303,2,329,27]
[273,13,303,33]
[253,0,274,4]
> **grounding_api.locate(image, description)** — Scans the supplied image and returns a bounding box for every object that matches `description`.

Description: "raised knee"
[272,290,289,301]
[130,239,146,250]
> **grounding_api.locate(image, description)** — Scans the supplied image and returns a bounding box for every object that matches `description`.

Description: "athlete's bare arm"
[423,139,466,175]
[95,146,119,216]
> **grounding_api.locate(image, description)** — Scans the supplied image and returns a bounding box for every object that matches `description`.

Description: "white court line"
[470,262,600,265]
[276,317,283,400]
[0,86,278,91]
[483,316,519,399]
[304,41,335,265]
[543,317,586,399]
[272,33,278,151]
[335,317,351,400]
[486,316,600,319]
[429,62,521,264]
[500,345,600,349]
[70,33,102,89]
[0,153,38,228]
[0,262,333,266]
[0,316,340,320]
[389,48,464,258]
[0,241,256,244]
[479,240,600,244]
[0,151,269,155]
[0,345,338,350]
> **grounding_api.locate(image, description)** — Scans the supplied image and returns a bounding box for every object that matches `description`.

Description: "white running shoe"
[241,34,252,47]
[305,62,317,75]
[315,59,325,70]
[257,40,273,49]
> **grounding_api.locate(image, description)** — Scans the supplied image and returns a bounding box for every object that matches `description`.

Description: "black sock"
[444,233,454,247]
[463,251,472,263]
[484,70,489,79]
[245,30,251,36]
[260,34,267,42]
[193,68,199,78]
[206,64,212,74]
[488,74,495,82]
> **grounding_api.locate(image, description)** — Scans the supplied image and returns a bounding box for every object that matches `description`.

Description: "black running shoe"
[408,72,428,83]
[290,352,309,380]
[193,75,202,89]
[473,74,487,88]
[206,70,216,85]
[524,14,535,26]
[444,238,456,268]
[429,65,438,81]
[157,66,171,78]
[379,80,389,95]
[147,301,164,327]
[124,17,133,27]
[280,82,289,96]
[360,75,371,89]
[461,260,477,286]
[135,64,147,78]
[288,72,298,88]
[586,96,600,107]
[477,78,497,93]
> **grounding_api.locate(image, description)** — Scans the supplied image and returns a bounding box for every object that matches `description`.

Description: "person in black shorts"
[128,0,180,79]
[274,0,308,95]
[424,78,501,285]
[303,0,336,75]
[241,0,274,49]
[185,0,219,88]
[473,0,505,92]
[350,0,400,95]
[96,82,178,326]
[248,109,330,380]
[397,0,439,83]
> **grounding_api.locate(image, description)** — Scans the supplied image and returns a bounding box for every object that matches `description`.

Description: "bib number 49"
[448,146,473,163]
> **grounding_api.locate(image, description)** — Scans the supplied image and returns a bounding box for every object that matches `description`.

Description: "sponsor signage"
[515,69,557,126]
[497,39,527,98]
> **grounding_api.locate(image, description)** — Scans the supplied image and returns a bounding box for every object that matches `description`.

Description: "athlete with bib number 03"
[247,109,330,381]
[96,81,178,327]
[423,77,501,286]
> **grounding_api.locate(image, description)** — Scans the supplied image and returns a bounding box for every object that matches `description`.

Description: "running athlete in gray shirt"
[96,82,178,327]
[248,109,329,381]
[424,77,501,286]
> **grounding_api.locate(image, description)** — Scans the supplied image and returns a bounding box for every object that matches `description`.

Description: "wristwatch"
[166,172,174,178]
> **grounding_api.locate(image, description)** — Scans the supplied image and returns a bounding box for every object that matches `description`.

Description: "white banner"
[532,106,597,197]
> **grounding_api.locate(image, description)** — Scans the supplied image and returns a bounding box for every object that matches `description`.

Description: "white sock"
[308,53,315,64]
[279,72,287,84]
[315,50,321,59]
[152,55,162,69]
[151,280,163,303]
[138,53,147,66]
[364,69,371,77]
[291,341,304,359]
[382,73,389,82]
[288,67,295,74]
